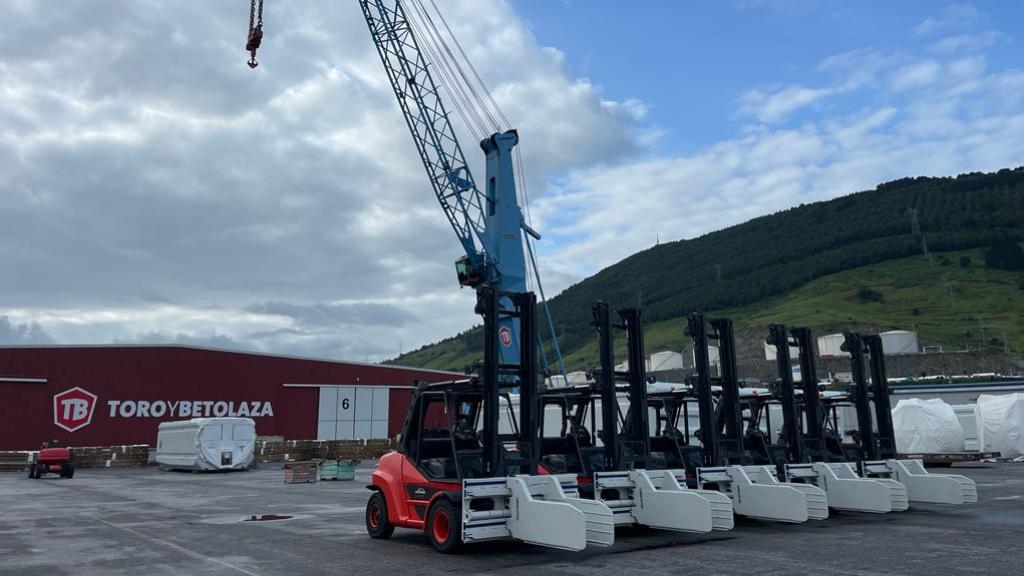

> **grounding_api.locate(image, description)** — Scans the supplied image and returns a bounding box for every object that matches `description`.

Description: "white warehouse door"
[317,386,389,440]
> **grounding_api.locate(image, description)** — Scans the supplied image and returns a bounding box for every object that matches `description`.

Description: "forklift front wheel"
[427,498,462,554]
[365,492,394,539]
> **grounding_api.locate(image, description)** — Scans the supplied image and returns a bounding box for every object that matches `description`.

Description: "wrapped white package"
[892,398,965,453]
[977,393,1024,459]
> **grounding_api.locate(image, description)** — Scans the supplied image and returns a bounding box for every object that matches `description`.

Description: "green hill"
[391,167,1024,371]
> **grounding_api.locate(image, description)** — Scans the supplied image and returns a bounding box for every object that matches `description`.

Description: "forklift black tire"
[365,492,394,539]
[60,462,74,479]
[66,463,74,479]
[427,499,462,554]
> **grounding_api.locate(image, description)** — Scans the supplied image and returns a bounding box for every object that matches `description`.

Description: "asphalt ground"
[1,462,1022,575]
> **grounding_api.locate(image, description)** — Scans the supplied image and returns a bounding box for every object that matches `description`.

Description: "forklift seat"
[540,436,582,474]
[648,434,685,469]
[541,454,568,473]
[744,429,773,465]
[422,458,449,479]
[571,425,593,447]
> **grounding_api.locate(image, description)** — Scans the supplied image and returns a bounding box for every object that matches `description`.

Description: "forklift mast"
[864,334,898,460]
[620,307,651,469]
[841,332,897,461]
[686,314,747,466]
[843,333,873,461]
[791,327,827,458]
[767,325,829,464]
[479,287,541,476]
[396,287,540,479]
[711,318,745,451]
[686,314,720,467]
[592,302,650,470]
[592,302,621,471]
[767,324,803,464]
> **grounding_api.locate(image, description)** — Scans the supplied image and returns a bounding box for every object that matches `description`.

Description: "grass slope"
[399,248,1024,372]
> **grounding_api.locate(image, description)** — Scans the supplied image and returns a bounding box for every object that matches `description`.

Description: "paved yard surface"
[1,463,1022,575]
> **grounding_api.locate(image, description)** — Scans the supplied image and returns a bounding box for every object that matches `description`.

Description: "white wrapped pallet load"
[977,393,1024,460]
[892,398,964,453]
[156,418,256,471]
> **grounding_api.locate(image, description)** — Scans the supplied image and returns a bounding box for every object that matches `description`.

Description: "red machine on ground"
[30,441,74,479]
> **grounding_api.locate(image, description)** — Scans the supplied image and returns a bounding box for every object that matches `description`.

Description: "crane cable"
[242,0,561,378]
[405,1,490,140]
[406,0,495,138]
[407,0,556,378]
[407,0,534,226]
[424,0,510,129]
[246,0,264,68]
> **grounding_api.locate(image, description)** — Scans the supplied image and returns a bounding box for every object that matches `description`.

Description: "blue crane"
[357,0,563,374]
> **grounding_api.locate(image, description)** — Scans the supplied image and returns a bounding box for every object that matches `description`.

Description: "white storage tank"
[817,333,848,358]
[690,345,721,368]
[880,330,920,355]
[566,371,590,385]
[615,359,652,373]
[156,418,256,471]
[649,351,684,372]
[763,341,800,361]
[545,371,590,388]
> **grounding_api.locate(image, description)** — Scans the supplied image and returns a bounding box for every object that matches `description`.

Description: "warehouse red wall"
[0,346,457,450]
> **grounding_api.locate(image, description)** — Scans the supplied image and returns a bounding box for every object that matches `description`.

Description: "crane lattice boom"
[359,0,492,272]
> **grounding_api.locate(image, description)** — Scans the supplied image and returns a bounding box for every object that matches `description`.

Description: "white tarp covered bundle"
[156,418,256,471]
[977,393,1024,460]
[892,398,964,453]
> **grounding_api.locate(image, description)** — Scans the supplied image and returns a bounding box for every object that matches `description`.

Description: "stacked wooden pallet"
[255,438,398,463]
[254,439,322,463]
[69,445,150,468]
[0,446,150,470]
[283,461,319,484]
[0,451,30,472]
[0,440,397,470]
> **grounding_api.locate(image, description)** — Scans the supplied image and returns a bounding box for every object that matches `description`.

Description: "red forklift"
[30,441,74,479]
[364,289,614,553]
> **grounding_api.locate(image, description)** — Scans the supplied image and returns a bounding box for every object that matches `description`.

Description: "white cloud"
[890,60,942,91]
[930,31,1004,54]
[532,44,1024,285]
[0,316,54,345]
[738,85,834,123]
[2,1,1021,362]
[0,0,644,361]
[913,4,981,36]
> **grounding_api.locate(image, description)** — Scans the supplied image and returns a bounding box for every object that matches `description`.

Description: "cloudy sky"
[1,1,1022,361]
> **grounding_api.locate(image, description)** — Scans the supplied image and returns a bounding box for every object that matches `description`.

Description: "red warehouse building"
[0,345,460,451]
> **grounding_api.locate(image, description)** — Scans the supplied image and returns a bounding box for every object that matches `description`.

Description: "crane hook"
[246,0,264,69]
[246,25,263,68]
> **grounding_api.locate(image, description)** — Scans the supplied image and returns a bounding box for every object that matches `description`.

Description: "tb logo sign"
[53,387,98,432]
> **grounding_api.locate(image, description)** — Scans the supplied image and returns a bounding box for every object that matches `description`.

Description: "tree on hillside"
[855,287,884,303]
[984,238,1024,271]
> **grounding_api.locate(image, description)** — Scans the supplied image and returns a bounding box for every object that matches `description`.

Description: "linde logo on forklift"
[498,326,513,348]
